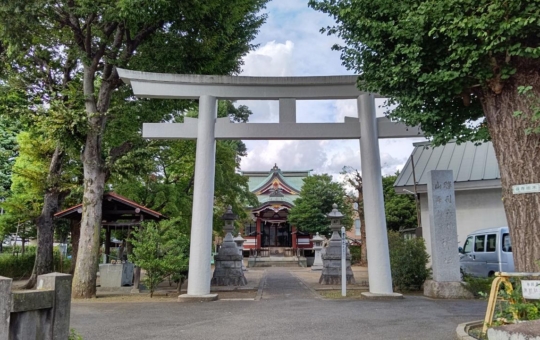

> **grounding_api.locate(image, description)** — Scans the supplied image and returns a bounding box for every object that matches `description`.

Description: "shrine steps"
[247,256,307,268]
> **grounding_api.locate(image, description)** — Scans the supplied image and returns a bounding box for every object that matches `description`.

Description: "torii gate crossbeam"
[118,68,422,300]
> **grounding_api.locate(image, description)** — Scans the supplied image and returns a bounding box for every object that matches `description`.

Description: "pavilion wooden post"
[256,218,262,255]
[292,226,297,255]
[104,227,111,264]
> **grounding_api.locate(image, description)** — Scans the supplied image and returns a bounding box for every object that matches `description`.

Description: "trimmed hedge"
[0,250,71,279]
[1,245,37,254]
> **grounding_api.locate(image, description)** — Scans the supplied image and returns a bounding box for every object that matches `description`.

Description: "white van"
[459,226,514,277]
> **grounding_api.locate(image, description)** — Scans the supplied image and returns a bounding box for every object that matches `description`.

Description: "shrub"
[350,245,361,265]
[462,273,494,298]
[131,219,189,297]
[0,249,71,279]
[388,231,431,291]
[0,253,36,279]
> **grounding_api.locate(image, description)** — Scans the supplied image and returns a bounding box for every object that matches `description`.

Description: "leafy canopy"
[309,0,540,144]
[288,174,352,236]
[382,174,417,232]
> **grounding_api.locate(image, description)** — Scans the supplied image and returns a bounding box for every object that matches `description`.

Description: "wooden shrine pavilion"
[54,192,166,264]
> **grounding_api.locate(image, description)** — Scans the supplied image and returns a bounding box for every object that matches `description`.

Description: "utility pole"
[411,155,422,234]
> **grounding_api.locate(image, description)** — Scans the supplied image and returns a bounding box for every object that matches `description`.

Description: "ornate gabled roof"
[245,164,307,195]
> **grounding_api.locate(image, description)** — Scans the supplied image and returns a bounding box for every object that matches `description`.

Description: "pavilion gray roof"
[394,140,501,194]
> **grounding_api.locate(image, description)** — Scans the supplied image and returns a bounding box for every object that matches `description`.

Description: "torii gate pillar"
[358,94,399,298]
[182,95,218,300]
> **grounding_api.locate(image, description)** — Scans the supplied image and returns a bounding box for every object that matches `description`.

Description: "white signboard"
[512,183,540,194]
[521,280,540,299]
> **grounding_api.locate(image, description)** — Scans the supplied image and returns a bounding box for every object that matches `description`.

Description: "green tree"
[130,219,189,297]
[0,116,19,200]
[382,174,417,232]
[0,0,268,297]
[310,0,540,272]
[288,174,352,236]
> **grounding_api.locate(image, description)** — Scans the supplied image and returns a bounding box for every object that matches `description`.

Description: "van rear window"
[502,233,512,252]
[486,234,496,252]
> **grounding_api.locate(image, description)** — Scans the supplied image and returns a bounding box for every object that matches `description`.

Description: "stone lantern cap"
[327,203,343,219]
[327,203,344,233]
[312,232,324,242]
[222,205,237,221]
[233,233,245,242]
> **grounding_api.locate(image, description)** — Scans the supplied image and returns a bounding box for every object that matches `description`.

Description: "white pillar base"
[178,294,218,303]
[361,292,403,299]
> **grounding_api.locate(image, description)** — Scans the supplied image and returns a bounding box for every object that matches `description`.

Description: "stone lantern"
[319,204,355,285]
[211,206,247,286]
[311,232,324,271]
[233,233,247,271]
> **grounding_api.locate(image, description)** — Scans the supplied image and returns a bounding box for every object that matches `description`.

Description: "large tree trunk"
[23,147,64,289]
[360,216,367,267]
[71,65,109,298]
[481,58,540,272]
[71,129,106,298]
[70,220,80,274]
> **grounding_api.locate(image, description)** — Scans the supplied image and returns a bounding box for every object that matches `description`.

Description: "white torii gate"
[118,68,423,299]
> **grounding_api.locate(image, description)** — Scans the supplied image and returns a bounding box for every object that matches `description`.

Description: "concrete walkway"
[71,266,487,340]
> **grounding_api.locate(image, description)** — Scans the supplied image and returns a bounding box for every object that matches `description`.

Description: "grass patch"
[318,289,365,299]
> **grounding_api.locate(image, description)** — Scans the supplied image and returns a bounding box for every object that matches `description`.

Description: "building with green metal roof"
[240,164,313,254]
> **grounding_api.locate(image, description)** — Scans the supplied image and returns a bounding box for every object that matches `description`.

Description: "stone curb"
[455,320,483,340]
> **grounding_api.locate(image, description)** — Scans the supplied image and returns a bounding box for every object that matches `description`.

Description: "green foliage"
[382,174,417,232]
[309,0,540,144]
[288,174,353,236]
[462,273,494,298]
[68,329,83,340]
[0,115,19,198]
[494,279,540,324]
[388,231,431,291]
[0,249,70,279]
[350,245,361,265]
[130,219,189,297]
[111,100,258,233]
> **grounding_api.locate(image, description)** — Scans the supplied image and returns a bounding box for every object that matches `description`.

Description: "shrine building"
[241,164,313,256]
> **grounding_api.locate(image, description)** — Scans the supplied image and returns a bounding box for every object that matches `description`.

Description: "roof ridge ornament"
[271,163,280,172]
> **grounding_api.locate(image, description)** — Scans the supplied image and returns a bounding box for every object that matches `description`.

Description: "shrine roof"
[54,192,166,221]
[242,165,310,194]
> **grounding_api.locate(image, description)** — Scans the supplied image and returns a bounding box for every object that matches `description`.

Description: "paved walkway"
[71,267,487,340]
[260,268,319,300]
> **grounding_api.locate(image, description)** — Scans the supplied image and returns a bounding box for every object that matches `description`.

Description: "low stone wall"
[487,320,540,340]
[0,273,72,340]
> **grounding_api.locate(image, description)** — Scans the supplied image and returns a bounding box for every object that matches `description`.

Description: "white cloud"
[237,0,428,183]
[241,40,294,77]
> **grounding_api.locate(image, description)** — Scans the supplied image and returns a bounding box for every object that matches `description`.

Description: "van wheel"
[488,271,495,277]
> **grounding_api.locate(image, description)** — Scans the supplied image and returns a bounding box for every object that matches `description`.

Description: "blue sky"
[238,1,426,179]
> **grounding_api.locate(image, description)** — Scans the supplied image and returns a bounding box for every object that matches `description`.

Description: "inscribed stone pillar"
[0,276,12,340]
[424,170,472,298]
